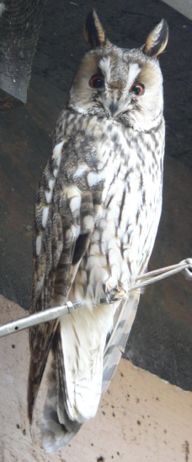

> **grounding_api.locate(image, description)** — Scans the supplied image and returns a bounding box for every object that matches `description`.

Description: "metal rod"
[0,301,80,338]
[0,258,191,339]
[132,266,184,290]
[132,260,192,289]
[135,260,189,281]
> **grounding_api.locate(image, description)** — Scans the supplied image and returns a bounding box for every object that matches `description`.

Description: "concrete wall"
[163,0,192,20]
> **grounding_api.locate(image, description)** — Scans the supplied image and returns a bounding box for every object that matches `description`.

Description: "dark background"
[0,0,192,389]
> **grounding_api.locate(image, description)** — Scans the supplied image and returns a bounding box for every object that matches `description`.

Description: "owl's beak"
[108,101,118,116]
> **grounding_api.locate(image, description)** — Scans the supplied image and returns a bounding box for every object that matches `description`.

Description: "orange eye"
[89,73,105,89]
[130,82,145,96]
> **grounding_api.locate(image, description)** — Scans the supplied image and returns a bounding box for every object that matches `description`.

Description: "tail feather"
[40,292,140,452]
[58,304,116,422]
[103,291,140,392]
[28,319,57,423]
[41,356,81,453]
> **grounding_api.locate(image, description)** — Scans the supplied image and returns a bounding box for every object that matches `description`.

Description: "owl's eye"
[130,82,145,96]
[89,72,105,89]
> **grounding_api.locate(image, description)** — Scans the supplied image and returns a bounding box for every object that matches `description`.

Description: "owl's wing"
[28,139,100,422]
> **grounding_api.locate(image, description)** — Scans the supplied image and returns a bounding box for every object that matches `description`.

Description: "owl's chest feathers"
[69,115,165,300]
[63,113,164,235]
[66,112,164,171]
[79,115,163,201]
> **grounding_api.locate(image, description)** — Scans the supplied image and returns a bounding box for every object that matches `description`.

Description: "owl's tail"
[40,354,81,453]
[41,292,140,453]
[102,290,140,392]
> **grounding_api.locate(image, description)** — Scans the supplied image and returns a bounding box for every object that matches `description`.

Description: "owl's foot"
[103,279,127,304]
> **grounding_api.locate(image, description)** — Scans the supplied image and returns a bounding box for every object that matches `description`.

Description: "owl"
[28,11,168,452]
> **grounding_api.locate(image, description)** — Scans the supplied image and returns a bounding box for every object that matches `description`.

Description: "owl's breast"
[69,116,165,304]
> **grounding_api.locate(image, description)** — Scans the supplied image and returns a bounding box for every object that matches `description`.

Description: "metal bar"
[135,261,188,281]
[0,258,191,339]
[0,301,80,338]
[131,265,189,290]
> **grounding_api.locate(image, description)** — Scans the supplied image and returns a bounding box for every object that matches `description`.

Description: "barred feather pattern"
[28,13,168,453]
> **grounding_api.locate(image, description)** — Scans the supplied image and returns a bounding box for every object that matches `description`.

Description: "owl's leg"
[103,278,127,303]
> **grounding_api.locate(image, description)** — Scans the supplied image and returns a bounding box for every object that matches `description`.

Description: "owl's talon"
[103,281,127,304]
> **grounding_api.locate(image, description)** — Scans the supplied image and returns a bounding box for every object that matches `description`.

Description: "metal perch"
[0,258,191,339]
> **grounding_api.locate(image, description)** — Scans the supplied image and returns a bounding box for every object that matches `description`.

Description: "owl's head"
[69,11,168,131]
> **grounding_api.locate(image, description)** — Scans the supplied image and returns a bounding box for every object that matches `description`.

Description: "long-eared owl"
[28,11,168,452]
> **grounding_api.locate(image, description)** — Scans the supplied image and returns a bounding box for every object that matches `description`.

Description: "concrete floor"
[0,296,192,462]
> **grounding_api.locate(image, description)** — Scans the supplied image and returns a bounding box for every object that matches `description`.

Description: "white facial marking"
[128,63,141,88]
[99,56,111,82]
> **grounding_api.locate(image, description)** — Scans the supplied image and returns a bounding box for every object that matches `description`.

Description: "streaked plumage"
[28,11,168,452]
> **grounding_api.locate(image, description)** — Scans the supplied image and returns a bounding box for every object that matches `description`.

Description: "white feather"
[69,195,81,215]
[52,141,64,166]
[59,303,116,422]
[36,235,42,256]
[73,163,88,178]
[42,206,49,228]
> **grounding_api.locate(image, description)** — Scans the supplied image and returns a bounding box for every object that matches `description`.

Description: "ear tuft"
[143,19,169,57]
[84,10,106,48]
